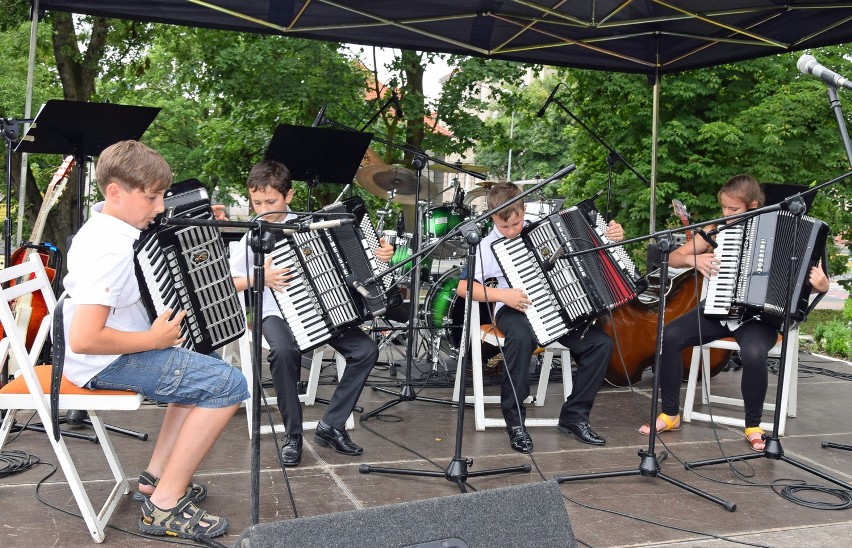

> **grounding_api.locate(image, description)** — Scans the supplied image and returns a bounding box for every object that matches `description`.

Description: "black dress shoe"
[507,426,534,453]
[280,434,302,467]
[558,421,606,446]
[314,421,363,456]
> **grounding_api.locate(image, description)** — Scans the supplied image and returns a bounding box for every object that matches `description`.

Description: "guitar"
[6,156,74,353]
[671,198,692,241]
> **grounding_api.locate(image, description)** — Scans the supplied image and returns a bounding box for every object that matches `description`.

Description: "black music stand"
[265,124,372,211]
[14,100,158,441]
[15,100,160,233]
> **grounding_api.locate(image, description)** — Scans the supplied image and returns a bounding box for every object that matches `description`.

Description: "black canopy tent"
[33,1,852,75]
[25,1,852,233]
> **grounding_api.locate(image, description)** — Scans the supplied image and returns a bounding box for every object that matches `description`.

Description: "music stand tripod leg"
[362,157,457,419]
[554,235,736,512]
[684,200,852,491]
[360,222,531,492]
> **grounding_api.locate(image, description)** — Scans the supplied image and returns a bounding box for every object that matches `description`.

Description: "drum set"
[353,153,561,367]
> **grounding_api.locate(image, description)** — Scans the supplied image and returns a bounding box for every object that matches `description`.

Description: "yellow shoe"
[745,426,766,452]
[638,413,681,435]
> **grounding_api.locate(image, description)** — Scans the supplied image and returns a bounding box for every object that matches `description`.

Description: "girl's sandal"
[133,470,208,503]
[746,427,766,452]
[138,495,229,539]
[638,413,682,435]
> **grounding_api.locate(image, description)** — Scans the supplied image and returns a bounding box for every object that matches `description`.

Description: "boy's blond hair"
[95,140,172,194]
[487,182,524,221]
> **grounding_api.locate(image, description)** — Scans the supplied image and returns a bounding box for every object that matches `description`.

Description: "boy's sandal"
[745,427,766,452]
[133,470,208,503]
[638,413,681,435]
[139,495,229,539]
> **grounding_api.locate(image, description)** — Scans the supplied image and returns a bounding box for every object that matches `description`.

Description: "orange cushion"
[480,324,544,353]
[0,365,134,396]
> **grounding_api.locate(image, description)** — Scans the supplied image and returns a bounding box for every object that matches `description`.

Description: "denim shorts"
[86,347,249,409]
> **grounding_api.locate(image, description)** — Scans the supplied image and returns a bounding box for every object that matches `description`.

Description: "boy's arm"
[456,279,530,309]
[68,304,186,355]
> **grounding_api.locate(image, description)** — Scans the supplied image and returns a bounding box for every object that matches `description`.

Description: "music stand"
[14,100,158,441]
[15,100,160,233]
[265,124,372,211]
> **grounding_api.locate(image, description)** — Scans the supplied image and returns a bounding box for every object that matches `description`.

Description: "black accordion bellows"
[134,179,245,354]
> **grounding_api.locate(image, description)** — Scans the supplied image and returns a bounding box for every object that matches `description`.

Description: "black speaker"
[234,480,576,548]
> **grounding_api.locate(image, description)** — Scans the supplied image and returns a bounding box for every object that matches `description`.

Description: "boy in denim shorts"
[62,140,249,540]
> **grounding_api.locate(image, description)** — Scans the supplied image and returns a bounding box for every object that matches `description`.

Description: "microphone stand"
[314,113,486,417]
[358,165,577,492]
[821,83,852,453]
[160,213,349,524]
[553,226,736,512]
[682,181,851,491]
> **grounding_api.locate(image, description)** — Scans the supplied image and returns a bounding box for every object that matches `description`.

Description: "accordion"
[703,210,829,328]
[134,179,246,354]
[267,197,399,352]
[492,200,646,346]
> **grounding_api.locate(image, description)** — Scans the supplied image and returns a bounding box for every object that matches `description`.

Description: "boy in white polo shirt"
[62,140,248,540]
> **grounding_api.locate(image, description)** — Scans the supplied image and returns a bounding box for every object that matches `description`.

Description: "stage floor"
[3,345,852,547]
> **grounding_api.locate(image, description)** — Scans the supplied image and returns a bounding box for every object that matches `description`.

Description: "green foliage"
[844,298,852,323]
[812,320,852,359]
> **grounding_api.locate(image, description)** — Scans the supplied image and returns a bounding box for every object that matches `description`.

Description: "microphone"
[537,83,563,117]
[797,55,852,91]
[543,243,566,271]
[271,217,354,235]
[311,105,327,127]
[391,91,404,119]
[346,275,371,298]
[695,228,718,249]
[396,211,405,234]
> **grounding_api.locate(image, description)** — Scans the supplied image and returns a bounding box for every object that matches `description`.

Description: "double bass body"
[600,268,732,387]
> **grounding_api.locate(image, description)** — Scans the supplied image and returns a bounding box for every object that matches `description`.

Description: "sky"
[344,46,452,101]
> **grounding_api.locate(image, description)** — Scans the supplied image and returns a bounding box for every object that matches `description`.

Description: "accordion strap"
[50,294,67,441]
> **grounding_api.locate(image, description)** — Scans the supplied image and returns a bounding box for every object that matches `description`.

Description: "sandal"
[133,470,208,503]
[138,495,229,539]
[638,413,681,435]
[746,427,766,452]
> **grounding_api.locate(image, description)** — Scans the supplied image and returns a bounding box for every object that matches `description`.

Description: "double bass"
[600,200,731,386]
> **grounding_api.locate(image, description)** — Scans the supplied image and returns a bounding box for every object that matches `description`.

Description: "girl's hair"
[246,160,292,195]
[96,140,172,194]
[718,174,765,207]
[486,182,524,221]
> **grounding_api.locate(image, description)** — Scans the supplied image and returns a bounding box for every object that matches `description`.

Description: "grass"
[798,309,844,337]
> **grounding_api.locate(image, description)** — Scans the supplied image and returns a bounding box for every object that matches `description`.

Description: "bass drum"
[424,267,499,361]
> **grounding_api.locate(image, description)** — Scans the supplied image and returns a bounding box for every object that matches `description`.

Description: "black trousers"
[495,307,612,428]
[658,308,778,428]
[263,316,378,434]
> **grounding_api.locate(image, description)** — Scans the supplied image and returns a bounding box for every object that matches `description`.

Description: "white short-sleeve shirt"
[61,202,151,386]
[228,212,297,321]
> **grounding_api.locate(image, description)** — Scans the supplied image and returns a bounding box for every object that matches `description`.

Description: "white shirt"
[228,212,297,321]
[61,203,151,386]
[465,214,539,314]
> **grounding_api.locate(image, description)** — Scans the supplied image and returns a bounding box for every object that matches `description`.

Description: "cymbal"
[360,147,384,169]
[429,162,489,174]
[356,164,417,196]
[475,180,499,189]
[463,187,489,206]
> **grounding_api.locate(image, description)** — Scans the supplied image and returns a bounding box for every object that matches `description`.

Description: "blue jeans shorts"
[86,347,249,409]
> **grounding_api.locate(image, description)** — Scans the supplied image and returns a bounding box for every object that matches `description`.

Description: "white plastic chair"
[0,254,143,543]
[452,303,573,430]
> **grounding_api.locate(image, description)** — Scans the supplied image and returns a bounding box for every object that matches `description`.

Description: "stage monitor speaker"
[233,480,576,548]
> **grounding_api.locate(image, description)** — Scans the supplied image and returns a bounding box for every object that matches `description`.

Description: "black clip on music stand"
[13,100,159,442]
[15,99,160,233]
[265,124,373,212]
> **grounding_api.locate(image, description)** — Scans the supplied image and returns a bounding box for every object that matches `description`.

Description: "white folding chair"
[452,304,573,430]
[681,281,800,436]
[0,254,143,543]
